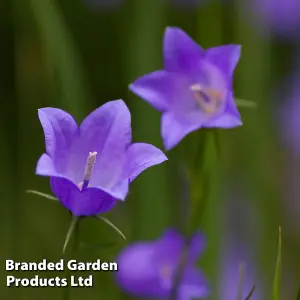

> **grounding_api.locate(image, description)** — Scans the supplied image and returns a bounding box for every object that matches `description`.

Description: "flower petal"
[161,112,204,151]
[116,242,164,297]
[125,143,168,182]
[129,70,183,112]
[204,113,242,128]
[204,94,242,128]
[205,45,241,76]
[163,27,204,75]
[154,229,183,262]
[50,177,117,216]
[154,230,206,265]
[108,178,129,201]
[38,108,78,174]
[70,100,131,192]
[189,232,206,263]
[179,267,210,300]
[36,154,57,177]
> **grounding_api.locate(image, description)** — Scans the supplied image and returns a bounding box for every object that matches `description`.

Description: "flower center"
[77,152,97,191]
[159,264,173,280]
[190,83,223,114]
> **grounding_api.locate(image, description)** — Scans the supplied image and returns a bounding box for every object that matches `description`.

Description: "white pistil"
[79,151,97,190]
[190,83,223,114]
[84,152,97,181]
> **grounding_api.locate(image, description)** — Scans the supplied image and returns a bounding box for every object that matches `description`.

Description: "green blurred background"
[1,0,299,299]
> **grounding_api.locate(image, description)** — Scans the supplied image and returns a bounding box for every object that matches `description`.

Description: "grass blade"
[272,227,282,300]
[62,216,79,255]
[235,98,257,109]
[296,285,300,300]
[29,0,90,119]
[95,215,126,241]
[26,190,58,201]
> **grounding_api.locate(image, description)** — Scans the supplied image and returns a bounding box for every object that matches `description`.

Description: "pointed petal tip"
[164,26,176,32]
[37,107,47,113]
[111,98,125,105]
[231,119,243,128]
[35,153,56,177]
[164,26,182,35]
[234,117,243,127]
[164,144,173,152]
[128,83,136,93]
[37,107,66,116]
[128,75,149,91]
[231,45,242,59]
[110,99,129,111]
[37,108,46,118]
[105,99,129,111]
[128,81,144,98]
[154,146,169,163]
[157,153,168,165]
[92,99,129,115]
[234,44,242,56]
[126,143,168,183]
[115,192,127,202]
[156,148,168,162]
[163,26,189,43]
[163,139,181,152]
[231,44,242,50]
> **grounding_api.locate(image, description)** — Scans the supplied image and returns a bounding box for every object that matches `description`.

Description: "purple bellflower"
[250,0,300,38]
[116,229,209,299]
[36,100,167,217]
[219,246,260,299]
[278,73,300,155]
[129,27,242,150]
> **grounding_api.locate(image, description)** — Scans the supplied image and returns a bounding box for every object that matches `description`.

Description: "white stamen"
[190,83,202,92]
[84,151,97,182]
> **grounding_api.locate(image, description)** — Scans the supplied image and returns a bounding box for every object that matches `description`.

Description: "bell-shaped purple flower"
[250,0,300,38]
[219,247,260,299]
[278,73,300,154]
[36,100,167,217]
[116,229,209,299]
[129,27,242,150]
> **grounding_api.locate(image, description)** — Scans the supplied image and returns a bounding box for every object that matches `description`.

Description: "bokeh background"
[1,0,300,299]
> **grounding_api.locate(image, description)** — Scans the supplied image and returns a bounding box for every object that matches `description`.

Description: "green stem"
[62,220,79,300]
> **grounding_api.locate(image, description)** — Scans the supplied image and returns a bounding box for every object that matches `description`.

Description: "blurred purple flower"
[277,71,300,231]
[129,27,242,150]
[36,100,167,216]
[116,229,209,299]
[219,251,257,299]
[279,74,300,154]
[250,0,300,38]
